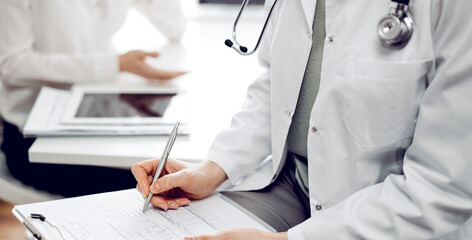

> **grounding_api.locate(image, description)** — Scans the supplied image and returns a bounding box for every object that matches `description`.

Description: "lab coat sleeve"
[132,0,186,41]
[0,0,119,86]
[205,3,274,185]
[288,2,472,239]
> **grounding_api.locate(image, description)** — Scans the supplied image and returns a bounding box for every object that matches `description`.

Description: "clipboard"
[13,189,275,240]
[12,210,44,240]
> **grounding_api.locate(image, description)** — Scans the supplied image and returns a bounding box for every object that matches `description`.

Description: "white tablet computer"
[62,87,184,125]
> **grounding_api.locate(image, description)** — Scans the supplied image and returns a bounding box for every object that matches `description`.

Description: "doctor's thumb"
[150,172,185,194]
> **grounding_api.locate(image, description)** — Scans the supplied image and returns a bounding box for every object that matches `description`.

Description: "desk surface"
[28,5,265,168]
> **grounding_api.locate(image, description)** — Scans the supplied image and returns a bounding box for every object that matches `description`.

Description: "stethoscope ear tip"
[225,39,234,48]
[224,39,248,54]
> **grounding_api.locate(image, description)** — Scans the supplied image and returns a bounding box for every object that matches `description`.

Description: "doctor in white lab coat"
[132,0,472,239]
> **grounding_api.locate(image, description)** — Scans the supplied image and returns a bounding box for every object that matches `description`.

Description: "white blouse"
[0,0,185,129]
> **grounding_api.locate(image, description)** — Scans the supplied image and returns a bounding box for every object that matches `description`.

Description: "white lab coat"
[207,0,472,239]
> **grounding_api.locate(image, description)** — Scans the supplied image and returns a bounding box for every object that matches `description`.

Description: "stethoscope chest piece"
[377,0,414,48]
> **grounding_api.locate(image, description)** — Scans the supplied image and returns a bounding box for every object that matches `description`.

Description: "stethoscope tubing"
[228,0,413,55]
[230,0,279,55]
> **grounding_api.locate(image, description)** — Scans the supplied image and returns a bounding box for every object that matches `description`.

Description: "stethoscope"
[225,0,414,55]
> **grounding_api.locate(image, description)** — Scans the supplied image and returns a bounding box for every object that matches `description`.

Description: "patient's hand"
[119,50,187,80]
[132,159,227,210]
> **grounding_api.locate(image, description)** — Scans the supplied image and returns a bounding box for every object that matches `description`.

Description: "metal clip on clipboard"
[12,210,65,240]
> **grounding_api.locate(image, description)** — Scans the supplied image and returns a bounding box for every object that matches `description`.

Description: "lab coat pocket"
[343,57,430,148]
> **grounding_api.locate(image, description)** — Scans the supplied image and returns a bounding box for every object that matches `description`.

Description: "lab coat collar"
[300,0,317,32]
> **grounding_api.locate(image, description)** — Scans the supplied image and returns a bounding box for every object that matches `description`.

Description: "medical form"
[13,189,274,240]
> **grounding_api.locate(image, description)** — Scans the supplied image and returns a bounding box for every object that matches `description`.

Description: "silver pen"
[143,121,180,212]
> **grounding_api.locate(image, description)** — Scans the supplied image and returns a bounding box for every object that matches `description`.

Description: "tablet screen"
[74,93,177,118]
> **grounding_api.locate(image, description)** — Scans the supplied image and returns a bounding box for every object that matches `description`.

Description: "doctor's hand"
[131,159,228,210]
[119,50,187,80]
[184,228,288,240]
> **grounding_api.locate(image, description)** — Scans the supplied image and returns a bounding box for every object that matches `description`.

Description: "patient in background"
[0,0,186,197]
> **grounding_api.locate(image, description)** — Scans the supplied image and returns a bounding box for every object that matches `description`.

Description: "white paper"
[14,189,272,240]
[23,87,188,137]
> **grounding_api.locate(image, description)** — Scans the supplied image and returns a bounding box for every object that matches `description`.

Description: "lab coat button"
[286,111,293,117]
[311,126,317,133]
[315,204,322,211]
[327,35,334,44]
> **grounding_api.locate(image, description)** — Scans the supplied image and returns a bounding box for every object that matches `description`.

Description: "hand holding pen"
[131,122,229,211]
[142,121,182,212]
